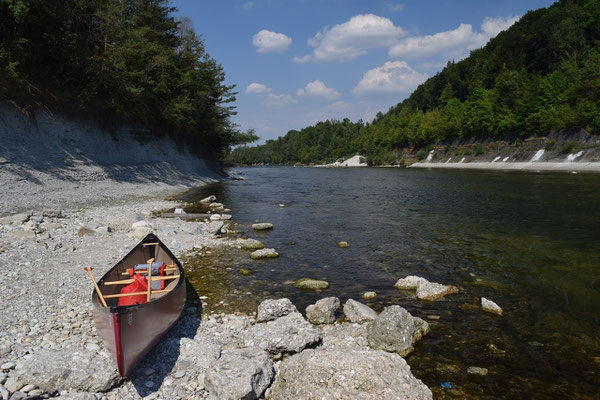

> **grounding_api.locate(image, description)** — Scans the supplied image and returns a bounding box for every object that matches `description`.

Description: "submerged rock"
[249,248,279,259]
[204,348,273,400]
[367,305,430,357]
[481,297,503,315]
[256,298,298,322]
[238,238,265,250]
[467,366,489,376]
[343,299,378,324]
[306,297,340,325]
[394,275,458,300]
[239,268,253,276]
[269,348,432,400]
[200,195,216,203]
[337,241,349,248]
[251,222,273,230]
[362,291,377,299]
[295,278,330,290]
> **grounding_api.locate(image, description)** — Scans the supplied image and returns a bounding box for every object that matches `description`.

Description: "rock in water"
[249,248,279,259]
[269,348,432,400]
[238,238,265,250]
[367,305,430,357]
[337,241,349,248]
[251,222,273,231]
[481,297,503,315]
[205,348,273,400]
[343,299,378,324]
[207,221,225,235]
[240,312,321,356]
[256,299,298,322]
[362,291,377,299]
[295,278,329,290]
[200,195,217,203]
[467,366,489,375]
[306,297,340,324]
[394,275,458,301]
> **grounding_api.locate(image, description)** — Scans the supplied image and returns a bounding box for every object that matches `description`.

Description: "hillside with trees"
[0,0,257,157]
[229,0,600,165]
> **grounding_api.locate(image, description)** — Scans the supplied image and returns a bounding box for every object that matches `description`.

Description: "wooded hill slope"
[230,0,600,166]
[1,0,257,157]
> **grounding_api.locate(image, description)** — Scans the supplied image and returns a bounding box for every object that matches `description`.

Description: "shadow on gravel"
[129,279,203,397]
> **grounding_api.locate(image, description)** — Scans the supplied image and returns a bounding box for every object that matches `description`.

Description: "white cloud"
[353,61,428,95]
[387,3,404,12]
[389,15,520,60]
[297,80,340,99]
[253,30,292,53]
[243,1,254,9]
[245,82,272,94]
[265,93,297,106]
[292,55,312,64]
[299,14,405,62]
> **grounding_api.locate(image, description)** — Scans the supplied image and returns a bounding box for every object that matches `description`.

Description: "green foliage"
[545,138,556,149]
[0,0,253,155]
[560,141,576,154]
[474,144,485,155]
[229,0,600,165]
[416,149,428,161]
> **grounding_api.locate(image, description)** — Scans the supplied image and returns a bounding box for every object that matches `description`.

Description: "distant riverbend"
[182,166,600,399]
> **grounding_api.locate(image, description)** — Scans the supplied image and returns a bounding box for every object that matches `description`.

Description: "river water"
[180,166,600,399]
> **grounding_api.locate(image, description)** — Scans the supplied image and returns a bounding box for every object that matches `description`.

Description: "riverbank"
[410,160,600,172]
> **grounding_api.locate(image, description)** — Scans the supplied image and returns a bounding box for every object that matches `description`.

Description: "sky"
[172,0,555,144]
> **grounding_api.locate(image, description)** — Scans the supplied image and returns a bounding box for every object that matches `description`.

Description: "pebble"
[4,377,23,392]
[144,381,154,388]
[362,291,377,299]
[28,389,44,397]
[0,362,15,370]
[337,241,349,248]
[86,342,101,352]
[173,370,186,379]
[0,373,5,384]
[163,377,174,386]
[467,366,489,376]
[20,383,36,393]
[141,368,155,376]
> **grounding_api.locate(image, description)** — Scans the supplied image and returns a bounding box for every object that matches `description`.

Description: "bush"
[416,149,428,160]
[474,143,485,155]
[545,138,556,150]
[560,141,575,154]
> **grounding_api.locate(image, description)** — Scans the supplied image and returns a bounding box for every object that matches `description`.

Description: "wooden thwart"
[104,275,180,286]
[104,289,171,299]
[121,265,177,275]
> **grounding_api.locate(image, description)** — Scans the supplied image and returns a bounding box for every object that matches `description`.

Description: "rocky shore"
[0,177,438,399]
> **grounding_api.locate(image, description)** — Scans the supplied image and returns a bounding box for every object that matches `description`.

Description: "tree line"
[229,0,600,165]
[0,0,257,156]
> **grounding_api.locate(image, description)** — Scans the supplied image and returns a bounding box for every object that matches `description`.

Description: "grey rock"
[8,392,27,400]
[131,226,152,239]
[256,299,298,322]
[85,343,100,352]
[95,226,112,234]
[14,347,122,392]
[319,322,370,351]
[467,366,489,375]
[19,384,35,393]
[206,221,224,235]
[200,195,216,203]
[173,370,186,379]
[295,278,329,290]
[481,297,503,316]
[394,275,458,300]
[42,209,63,218]
[204,348,273,400]
[0,373,5,384]
[239,238,265,251]
[269,348,432,400]
[0,386,8,400]
[141,368,155,377]
[305,297,340,325]
[362,291,377,299]
[209,214,222,221]
[241,312,321,356]
[76,226,95,237]
[174,208,185,214]
[131,220,150,229]
[3,377,23,393]
[367,305,430,357]
[0,212,30,225]
[209,202,224,209]
[27,389,44,397]
[177,337,222,372]
[251,223,273,231]
[343,299,378,324]
[249,248,278,259]
[337,241,349,248]
[220,214,232,220]
[0,363,15,371]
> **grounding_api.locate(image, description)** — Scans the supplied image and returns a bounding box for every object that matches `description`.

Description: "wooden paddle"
[146,258,154,302]
[84,267,107,307]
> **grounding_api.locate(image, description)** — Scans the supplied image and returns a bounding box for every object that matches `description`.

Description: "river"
[179,166,600,399]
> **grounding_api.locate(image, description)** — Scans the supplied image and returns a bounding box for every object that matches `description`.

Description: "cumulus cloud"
[298,14,405,62]
[297,80,340,99]
[353,61,428,95]
[253,30,292,53]
[245,82,272,94]
[265,93,297,106]
[389,15,520,60]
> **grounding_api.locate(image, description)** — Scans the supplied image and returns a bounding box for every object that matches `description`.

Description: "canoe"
[90,233,186,377]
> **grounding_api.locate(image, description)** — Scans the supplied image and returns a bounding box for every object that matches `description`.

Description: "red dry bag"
[118,274,148,306]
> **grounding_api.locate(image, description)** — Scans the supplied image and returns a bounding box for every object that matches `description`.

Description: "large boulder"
[204,348,273,400]
[269,348,432,400]
[256,299,298,322]
[367,305,429,357]
[240,312,321,356]
[14,347,122,392]
[394,275,458,301]
[305,297,340,325]
[343,299,378,323]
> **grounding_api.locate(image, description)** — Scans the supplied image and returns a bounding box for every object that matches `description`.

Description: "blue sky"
[172,0,555,143]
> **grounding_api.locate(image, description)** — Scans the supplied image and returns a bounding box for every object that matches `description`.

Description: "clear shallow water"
[180,167,600,399]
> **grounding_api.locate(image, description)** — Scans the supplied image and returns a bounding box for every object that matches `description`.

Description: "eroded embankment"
[0,105,224,215]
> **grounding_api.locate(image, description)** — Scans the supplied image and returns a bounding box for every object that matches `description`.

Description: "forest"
[229,0,600,165]
[0,0,257,156]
